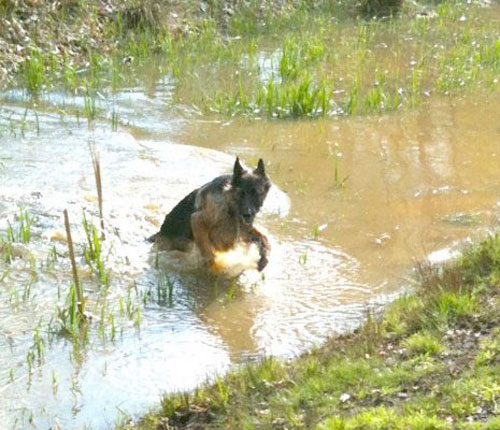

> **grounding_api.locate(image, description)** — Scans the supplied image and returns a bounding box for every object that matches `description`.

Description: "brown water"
[181,95,500,280]
[1,86,500,429]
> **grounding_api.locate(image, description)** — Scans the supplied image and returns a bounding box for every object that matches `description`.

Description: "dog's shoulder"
[199,174,232,194]
[195,174,232,208]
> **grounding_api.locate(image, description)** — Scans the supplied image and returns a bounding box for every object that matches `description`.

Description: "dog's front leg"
[246,226,270,271]
[190,212,216,267]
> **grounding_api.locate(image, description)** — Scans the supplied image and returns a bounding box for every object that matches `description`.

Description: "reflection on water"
[1,88,500,428]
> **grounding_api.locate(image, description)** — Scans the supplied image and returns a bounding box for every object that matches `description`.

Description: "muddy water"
[182,95,500,278]
[1,88,500,429]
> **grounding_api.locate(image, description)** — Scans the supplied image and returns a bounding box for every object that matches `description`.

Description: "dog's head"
[231,157,271,225]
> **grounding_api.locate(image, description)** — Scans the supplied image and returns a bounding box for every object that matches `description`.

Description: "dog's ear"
[254,158,266,177]
[233,157,244,179]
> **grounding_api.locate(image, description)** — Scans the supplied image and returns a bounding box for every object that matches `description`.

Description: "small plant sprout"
[32,323,45,363]
[6,209,35,244]
[299,252,308,265]
[313,224,328,239]
[111,107,119,132]
[26,349,35,386]
[84,89,97,129]
[157,273,174,306]
[52,370,58,396]
[225,284,237,303]
[333,155,349,188]
[109,313,116,342]
[22,278,35,301]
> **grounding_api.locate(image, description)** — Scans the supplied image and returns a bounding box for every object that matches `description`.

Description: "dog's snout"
[242,212,254,223]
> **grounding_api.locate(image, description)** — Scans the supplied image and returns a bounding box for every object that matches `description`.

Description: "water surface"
[1,85,500,428]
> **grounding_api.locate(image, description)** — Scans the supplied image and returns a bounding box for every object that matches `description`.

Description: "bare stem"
[63,209,84,317]
[89,142,104,238]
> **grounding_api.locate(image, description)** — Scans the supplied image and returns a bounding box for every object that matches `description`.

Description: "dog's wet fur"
[149,157,271,271]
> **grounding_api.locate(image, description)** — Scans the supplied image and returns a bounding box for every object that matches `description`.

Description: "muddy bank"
[0,0,329,86]
[0,0,417,89]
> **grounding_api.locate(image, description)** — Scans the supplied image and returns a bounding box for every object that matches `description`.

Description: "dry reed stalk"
[63,209,85,317]
[89,143,105,238]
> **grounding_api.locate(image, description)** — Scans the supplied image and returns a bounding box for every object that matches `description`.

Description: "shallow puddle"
[1,87,500,428]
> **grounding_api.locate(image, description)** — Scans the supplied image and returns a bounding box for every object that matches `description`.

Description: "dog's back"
[152,174,229,231]
[148,188,197,247]
[159,188,198,240]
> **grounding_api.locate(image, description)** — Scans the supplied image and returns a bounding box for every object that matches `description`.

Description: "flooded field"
[0,89,366,429]
[2,86,500,428]
[2,4,500,427]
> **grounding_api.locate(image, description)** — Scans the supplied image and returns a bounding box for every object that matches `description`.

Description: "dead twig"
[63,209,85,318]
[89,142,105,239]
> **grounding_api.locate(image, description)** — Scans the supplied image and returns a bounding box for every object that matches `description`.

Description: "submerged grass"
[0,208,35,263]
[204,1,500,118]
[124,233,500,430]
[4,208,34,244]
[82,211,109,287]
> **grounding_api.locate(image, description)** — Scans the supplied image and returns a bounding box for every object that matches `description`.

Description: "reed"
[89,143,105,236]
[63,209,85,318]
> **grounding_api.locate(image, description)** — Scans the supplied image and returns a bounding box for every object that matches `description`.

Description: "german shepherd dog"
[149,158,271,271]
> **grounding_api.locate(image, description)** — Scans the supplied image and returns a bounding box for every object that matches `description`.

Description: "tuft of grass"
[55,282,89,342]
[1,208,34,263]
[333,156,349,188]
[82,211,109,287]
[403,331,445,356]
[23,49,46,94]
[84,90,97,129]
[4,208,35,244]
[155,273,174,307]
[475,329,500,367]
[214,73,331,118]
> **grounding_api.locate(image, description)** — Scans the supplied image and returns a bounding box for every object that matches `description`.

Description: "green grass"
[122,233,500,430]
[82,211,109,287]
[403,331,445,356]
[55,282,89,342]
[0,209,35,263]
[5,208,35,244]
[206,2,500,118]
[5,1,500,121]
[24,49,46,94]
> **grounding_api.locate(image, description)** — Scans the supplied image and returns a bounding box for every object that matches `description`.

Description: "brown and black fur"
[149,158,271,271]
